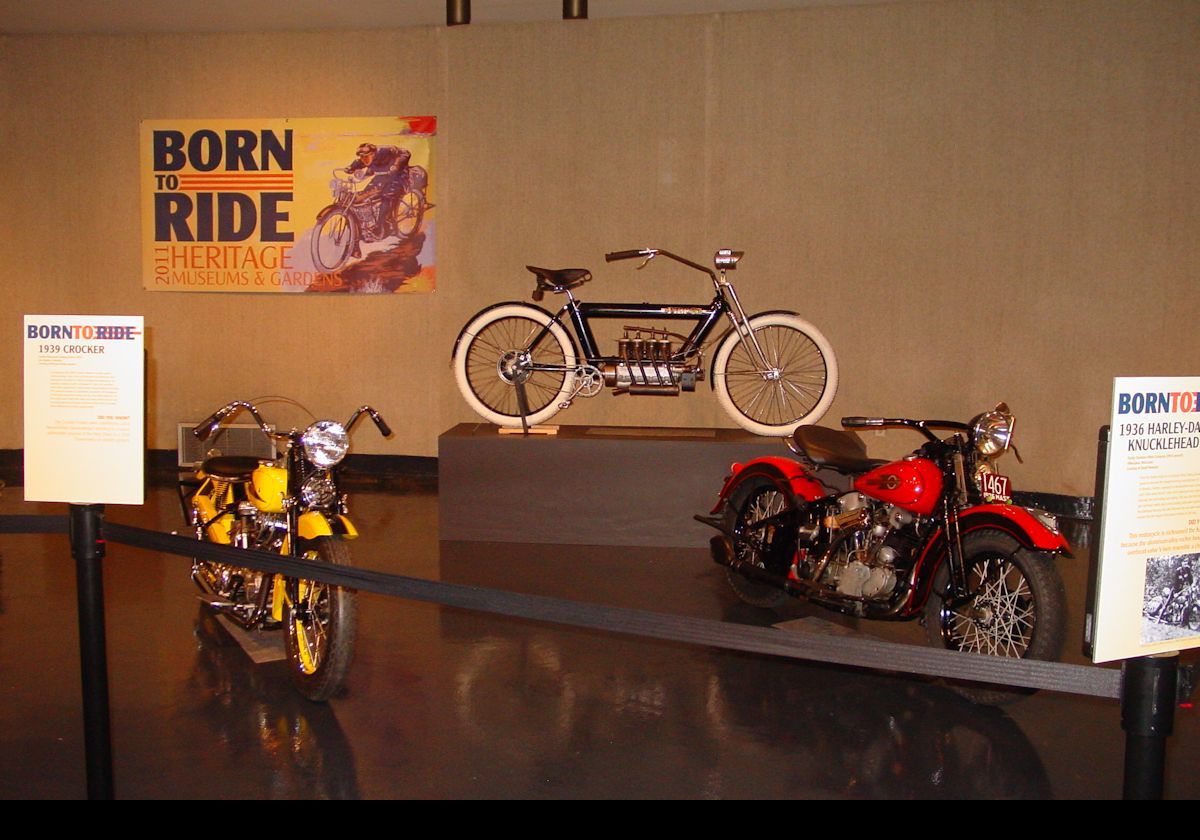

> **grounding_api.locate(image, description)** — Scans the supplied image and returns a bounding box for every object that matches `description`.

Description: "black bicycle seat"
[526,266,591,301]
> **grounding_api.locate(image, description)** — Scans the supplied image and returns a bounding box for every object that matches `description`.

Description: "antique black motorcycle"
[698,403,1070,700]
[452,247,838,436]
[183,399,391,701]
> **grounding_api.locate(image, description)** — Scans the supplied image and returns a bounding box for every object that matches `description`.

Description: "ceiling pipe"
[563,0,588,19]
[447,0,470,26]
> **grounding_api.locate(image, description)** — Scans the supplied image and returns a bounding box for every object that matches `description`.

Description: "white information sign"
[23,315,145,505]
[1091,376,1200,662]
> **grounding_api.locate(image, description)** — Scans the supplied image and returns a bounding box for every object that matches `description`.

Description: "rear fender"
[450,301,576,362]
[710,457,825,513]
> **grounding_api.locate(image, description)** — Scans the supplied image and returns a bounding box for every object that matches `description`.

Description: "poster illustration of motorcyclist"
[141,116,436,295]
[304,129,434,293]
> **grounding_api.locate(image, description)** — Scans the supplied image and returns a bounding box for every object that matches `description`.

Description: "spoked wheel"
[722,475,795,608]
[453,304,577,427]
[713,313,838,436]
[394,189,426,239]
[311,209,359,272]
[284,538,357,702]
[924,530,1065,704]
[1187,607,1200,633]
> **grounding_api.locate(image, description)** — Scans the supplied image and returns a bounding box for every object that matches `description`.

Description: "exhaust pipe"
[708,535,814,600]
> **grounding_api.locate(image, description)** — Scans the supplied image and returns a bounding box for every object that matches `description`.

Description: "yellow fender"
[297,511,359,541]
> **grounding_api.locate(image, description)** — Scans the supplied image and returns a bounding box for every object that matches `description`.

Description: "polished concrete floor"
[1,486,1197,799]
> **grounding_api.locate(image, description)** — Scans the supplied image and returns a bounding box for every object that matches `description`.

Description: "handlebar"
[346,405,393,438]
[604,247,718,281]
[842,415,971,443]
[841,416,885,428]
[193,400,392,442]
[193,401,271,442]
[605,249,654,262]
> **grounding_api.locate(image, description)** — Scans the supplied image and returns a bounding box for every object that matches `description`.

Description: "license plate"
[980,471,1011,503]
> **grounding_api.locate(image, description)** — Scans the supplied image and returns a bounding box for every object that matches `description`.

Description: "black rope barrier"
[101,518,1122,698]
[0,509,1176,799]
[0,514,68,534]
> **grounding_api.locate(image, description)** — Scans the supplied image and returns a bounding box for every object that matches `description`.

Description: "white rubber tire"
[713,312,838,436]
[453,304,577,428]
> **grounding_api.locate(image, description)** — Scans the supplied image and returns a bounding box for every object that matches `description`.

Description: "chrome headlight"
[972,403,1015,458]
[300,473,338,509]
[302,420,349,468]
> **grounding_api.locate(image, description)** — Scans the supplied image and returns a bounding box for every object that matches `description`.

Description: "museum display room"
[1,0,1197,799]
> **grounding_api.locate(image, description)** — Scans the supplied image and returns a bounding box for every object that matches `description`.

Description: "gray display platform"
[438,422,814,548]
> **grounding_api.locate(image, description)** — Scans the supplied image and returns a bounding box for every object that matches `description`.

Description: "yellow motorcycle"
[184,399,391,701]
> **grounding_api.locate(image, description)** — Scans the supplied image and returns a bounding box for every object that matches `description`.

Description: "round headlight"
[302,420,349,468]
[972,403,1014,457]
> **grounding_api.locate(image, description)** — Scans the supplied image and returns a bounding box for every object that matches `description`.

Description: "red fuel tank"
[853,457,944,516]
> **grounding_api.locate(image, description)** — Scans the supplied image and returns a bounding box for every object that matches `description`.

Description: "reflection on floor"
[0,488,1196,799]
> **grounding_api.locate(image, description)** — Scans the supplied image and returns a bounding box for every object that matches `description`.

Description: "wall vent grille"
[177,423,275,467]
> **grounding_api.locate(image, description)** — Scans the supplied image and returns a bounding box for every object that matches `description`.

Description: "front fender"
[905,504,1071,618]
[710,457,825,513]
[297,511,359,541]
[957,504,1072,555]
[916,504,1071,571]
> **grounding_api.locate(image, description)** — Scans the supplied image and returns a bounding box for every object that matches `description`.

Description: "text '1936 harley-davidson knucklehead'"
[183,399,392,701]
[698,404,1069,702]
[452,248,839,436]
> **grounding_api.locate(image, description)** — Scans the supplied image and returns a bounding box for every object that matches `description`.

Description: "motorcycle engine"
[820,493,916,601]
[604,328,701,392]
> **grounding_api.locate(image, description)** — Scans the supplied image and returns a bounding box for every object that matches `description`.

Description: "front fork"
[941,451,972,606]
[720,279,774,371]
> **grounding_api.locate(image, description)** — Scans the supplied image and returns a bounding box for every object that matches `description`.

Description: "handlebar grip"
[376,418,393,438]
[842,416,885,428]
[605,249,650,262]
[192,408,227,441]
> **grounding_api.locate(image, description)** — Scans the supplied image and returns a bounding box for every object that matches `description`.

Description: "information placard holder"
[69,504,113,800]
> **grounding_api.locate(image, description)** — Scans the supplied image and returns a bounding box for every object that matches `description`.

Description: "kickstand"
[514,378,531,436]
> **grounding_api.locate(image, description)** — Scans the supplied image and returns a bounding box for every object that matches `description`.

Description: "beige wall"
[2,0,1196,496]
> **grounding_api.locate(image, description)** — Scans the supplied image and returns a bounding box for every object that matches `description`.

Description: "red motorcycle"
[698,404,1068,696]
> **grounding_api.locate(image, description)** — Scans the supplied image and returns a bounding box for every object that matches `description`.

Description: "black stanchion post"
[1121,652,1178,799]
[69,503,114,800]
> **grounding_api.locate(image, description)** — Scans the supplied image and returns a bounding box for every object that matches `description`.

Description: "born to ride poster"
[140,117,436,294]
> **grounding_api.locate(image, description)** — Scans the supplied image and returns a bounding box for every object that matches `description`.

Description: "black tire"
[394,188,426,239]
[924,530,1066,704]
[311,209,359,272]
[284,538,357,702]
[721,475,794,608]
